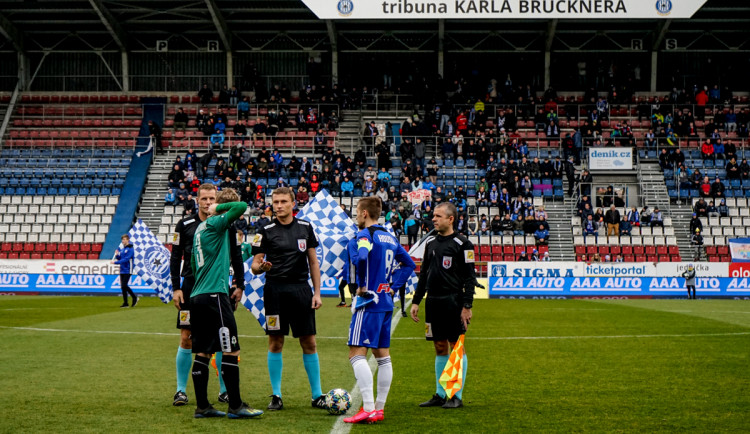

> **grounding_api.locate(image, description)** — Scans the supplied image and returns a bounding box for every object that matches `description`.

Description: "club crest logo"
[655,0,672,16]
[298,239,307,251]
[266,315,280,331]
[144,245,170,280]
[337,0,353,16]
[442,256,452,269]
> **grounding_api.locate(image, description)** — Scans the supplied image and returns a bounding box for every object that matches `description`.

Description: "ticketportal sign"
[302,0,707,19]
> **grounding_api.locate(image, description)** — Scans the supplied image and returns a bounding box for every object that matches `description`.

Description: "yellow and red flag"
[438,334,465,399]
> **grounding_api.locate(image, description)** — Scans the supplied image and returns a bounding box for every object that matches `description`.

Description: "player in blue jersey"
[344,197,416,424]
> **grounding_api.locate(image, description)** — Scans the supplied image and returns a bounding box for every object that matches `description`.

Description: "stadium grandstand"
[0,0,749,275]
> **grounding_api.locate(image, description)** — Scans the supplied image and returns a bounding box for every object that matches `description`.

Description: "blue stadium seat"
[101,187,112,195]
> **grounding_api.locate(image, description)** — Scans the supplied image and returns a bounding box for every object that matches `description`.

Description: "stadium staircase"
[100,98,165,258]
[671,201,700,261]
[136,153,175,239]
[548,198,575,261]
[638,161,671,212]
[338,109,364,154]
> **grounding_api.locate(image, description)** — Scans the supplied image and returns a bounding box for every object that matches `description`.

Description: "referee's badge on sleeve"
[266,315,280,331]
[297,239,307,251]
[442,256,452,269]
[251,234,263,247]
[172,233,180,244]
[425,323,433,338]
[464,250,475,263]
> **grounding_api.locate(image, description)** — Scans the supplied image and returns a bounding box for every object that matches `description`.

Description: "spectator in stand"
[650,207,664,228]
[534,224,549,246]
[198,83,213,105]
[604,205,620,238]
[706,200,719,218]
[233,120,248,145]
[164,188,177,206]
[210,129,225,154]
[341,177,354,197]
[619,215,632,236]
[691,228,704,249]
[313,128,327,154]
[714,141,725,160]
[363,177,376,196]
[168,164,184,188]
[694,198,708,217]
[363,121,378,146]
[478,214,489,236]
[583,214,598,243]
[490,215,502,235]
[711,177,725,198]
[699,176,712,198]
[173,108,189,132]
[252,118,267,145]
[625,206,640,226]
[725,109,737,133]
[726,157,741,179]
[741,158,750,179]
[534,108,547,134]
[545,120,560,139]
[690,213,703,234]
[718,199,729,217]
[237,96,250,120]
[148,120,163,153]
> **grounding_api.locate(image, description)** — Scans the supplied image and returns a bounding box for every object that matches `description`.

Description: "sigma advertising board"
[488,262,750,299]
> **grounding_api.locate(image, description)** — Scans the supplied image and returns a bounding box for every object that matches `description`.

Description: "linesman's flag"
[241,189,357,328]
[438,334,466,399]
[126,219,173,303]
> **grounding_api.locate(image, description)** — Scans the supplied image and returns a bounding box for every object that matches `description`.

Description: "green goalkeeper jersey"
[191,201,248,298]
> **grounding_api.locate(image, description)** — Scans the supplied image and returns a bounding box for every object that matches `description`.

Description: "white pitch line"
[330,301,411,434]
[1,326,749,341]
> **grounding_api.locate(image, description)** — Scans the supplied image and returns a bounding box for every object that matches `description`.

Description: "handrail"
[0,82,21,147]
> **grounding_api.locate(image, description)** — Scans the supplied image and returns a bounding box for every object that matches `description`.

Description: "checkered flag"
[383,222,419,302]
[242,190,357,328]
[126,219,173,303]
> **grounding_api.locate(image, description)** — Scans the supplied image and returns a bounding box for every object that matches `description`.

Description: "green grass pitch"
[1,296,749,433]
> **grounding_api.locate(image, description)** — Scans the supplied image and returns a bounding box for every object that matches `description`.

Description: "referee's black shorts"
[425,293,465,343]
[175,276,195,330]
[190,292,240,354]
[264,281,316,338]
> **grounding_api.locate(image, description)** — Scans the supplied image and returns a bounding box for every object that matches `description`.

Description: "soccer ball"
[324,388,351,415]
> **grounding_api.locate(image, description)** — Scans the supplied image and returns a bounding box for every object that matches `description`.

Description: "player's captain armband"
[464,250,475,263]
[425,323,433,338]
[251,234,263,247]
[357,238,372,251]
[179,310,190,326]
[172,233,180,244]
[266,315,280,331]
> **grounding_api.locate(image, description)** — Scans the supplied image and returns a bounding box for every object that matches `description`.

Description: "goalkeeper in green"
[181,188,262,419]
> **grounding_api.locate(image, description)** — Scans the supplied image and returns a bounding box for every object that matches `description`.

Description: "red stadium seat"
[480,245,491,255]
[503,245,513,254]
[58,244,69,253]
[0,252,7,259]
[586,246,596,255]
[80,243,91,253]
[19,253,30,260]
[633,246,644,255]
[645,246,656,255]
[717,246,729,256]
[1,243,10,252]
[12,243,23,252]
[656,246,667,255]
[623,255,635,262]
[705,246,717,255]
[575,245,584,254]
[88,254,99,260]
[23,243,34,252]
[668,245,679,255]
[634,255,646,262]
[491,245,502,254]
[64,253,76,260]
[8,253,19,259]
[42,253,53,260]
[69,243,80,253]
[504,254,514,261]
[53,253,64,259]
[599,246,609,255]
[31,253,42,260]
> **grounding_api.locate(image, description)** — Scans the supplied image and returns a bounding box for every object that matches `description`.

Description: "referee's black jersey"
[413,232,476,307]
[252,217,319,284]
[169,214,245,291]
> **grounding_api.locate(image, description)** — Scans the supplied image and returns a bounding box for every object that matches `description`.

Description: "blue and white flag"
[383,222,419,303]
[241,190,358,328]
[126,219,173,303]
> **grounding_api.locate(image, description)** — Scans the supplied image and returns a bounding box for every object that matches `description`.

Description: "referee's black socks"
[221,355,242,409]
[192,355,211,409]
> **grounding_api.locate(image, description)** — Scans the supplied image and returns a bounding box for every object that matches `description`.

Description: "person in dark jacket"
[113,234,137,308]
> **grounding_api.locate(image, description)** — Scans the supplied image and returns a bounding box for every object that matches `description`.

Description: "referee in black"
[410,202,476,409]
[250,186,327,411]
[169,183,246,406]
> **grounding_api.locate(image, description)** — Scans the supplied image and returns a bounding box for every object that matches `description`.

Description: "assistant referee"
[169,183,245,407]
[250,186,327,411]
[410,202,476,409]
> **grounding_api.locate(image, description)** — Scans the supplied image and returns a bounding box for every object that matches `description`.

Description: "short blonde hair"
[217,188,240,204]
